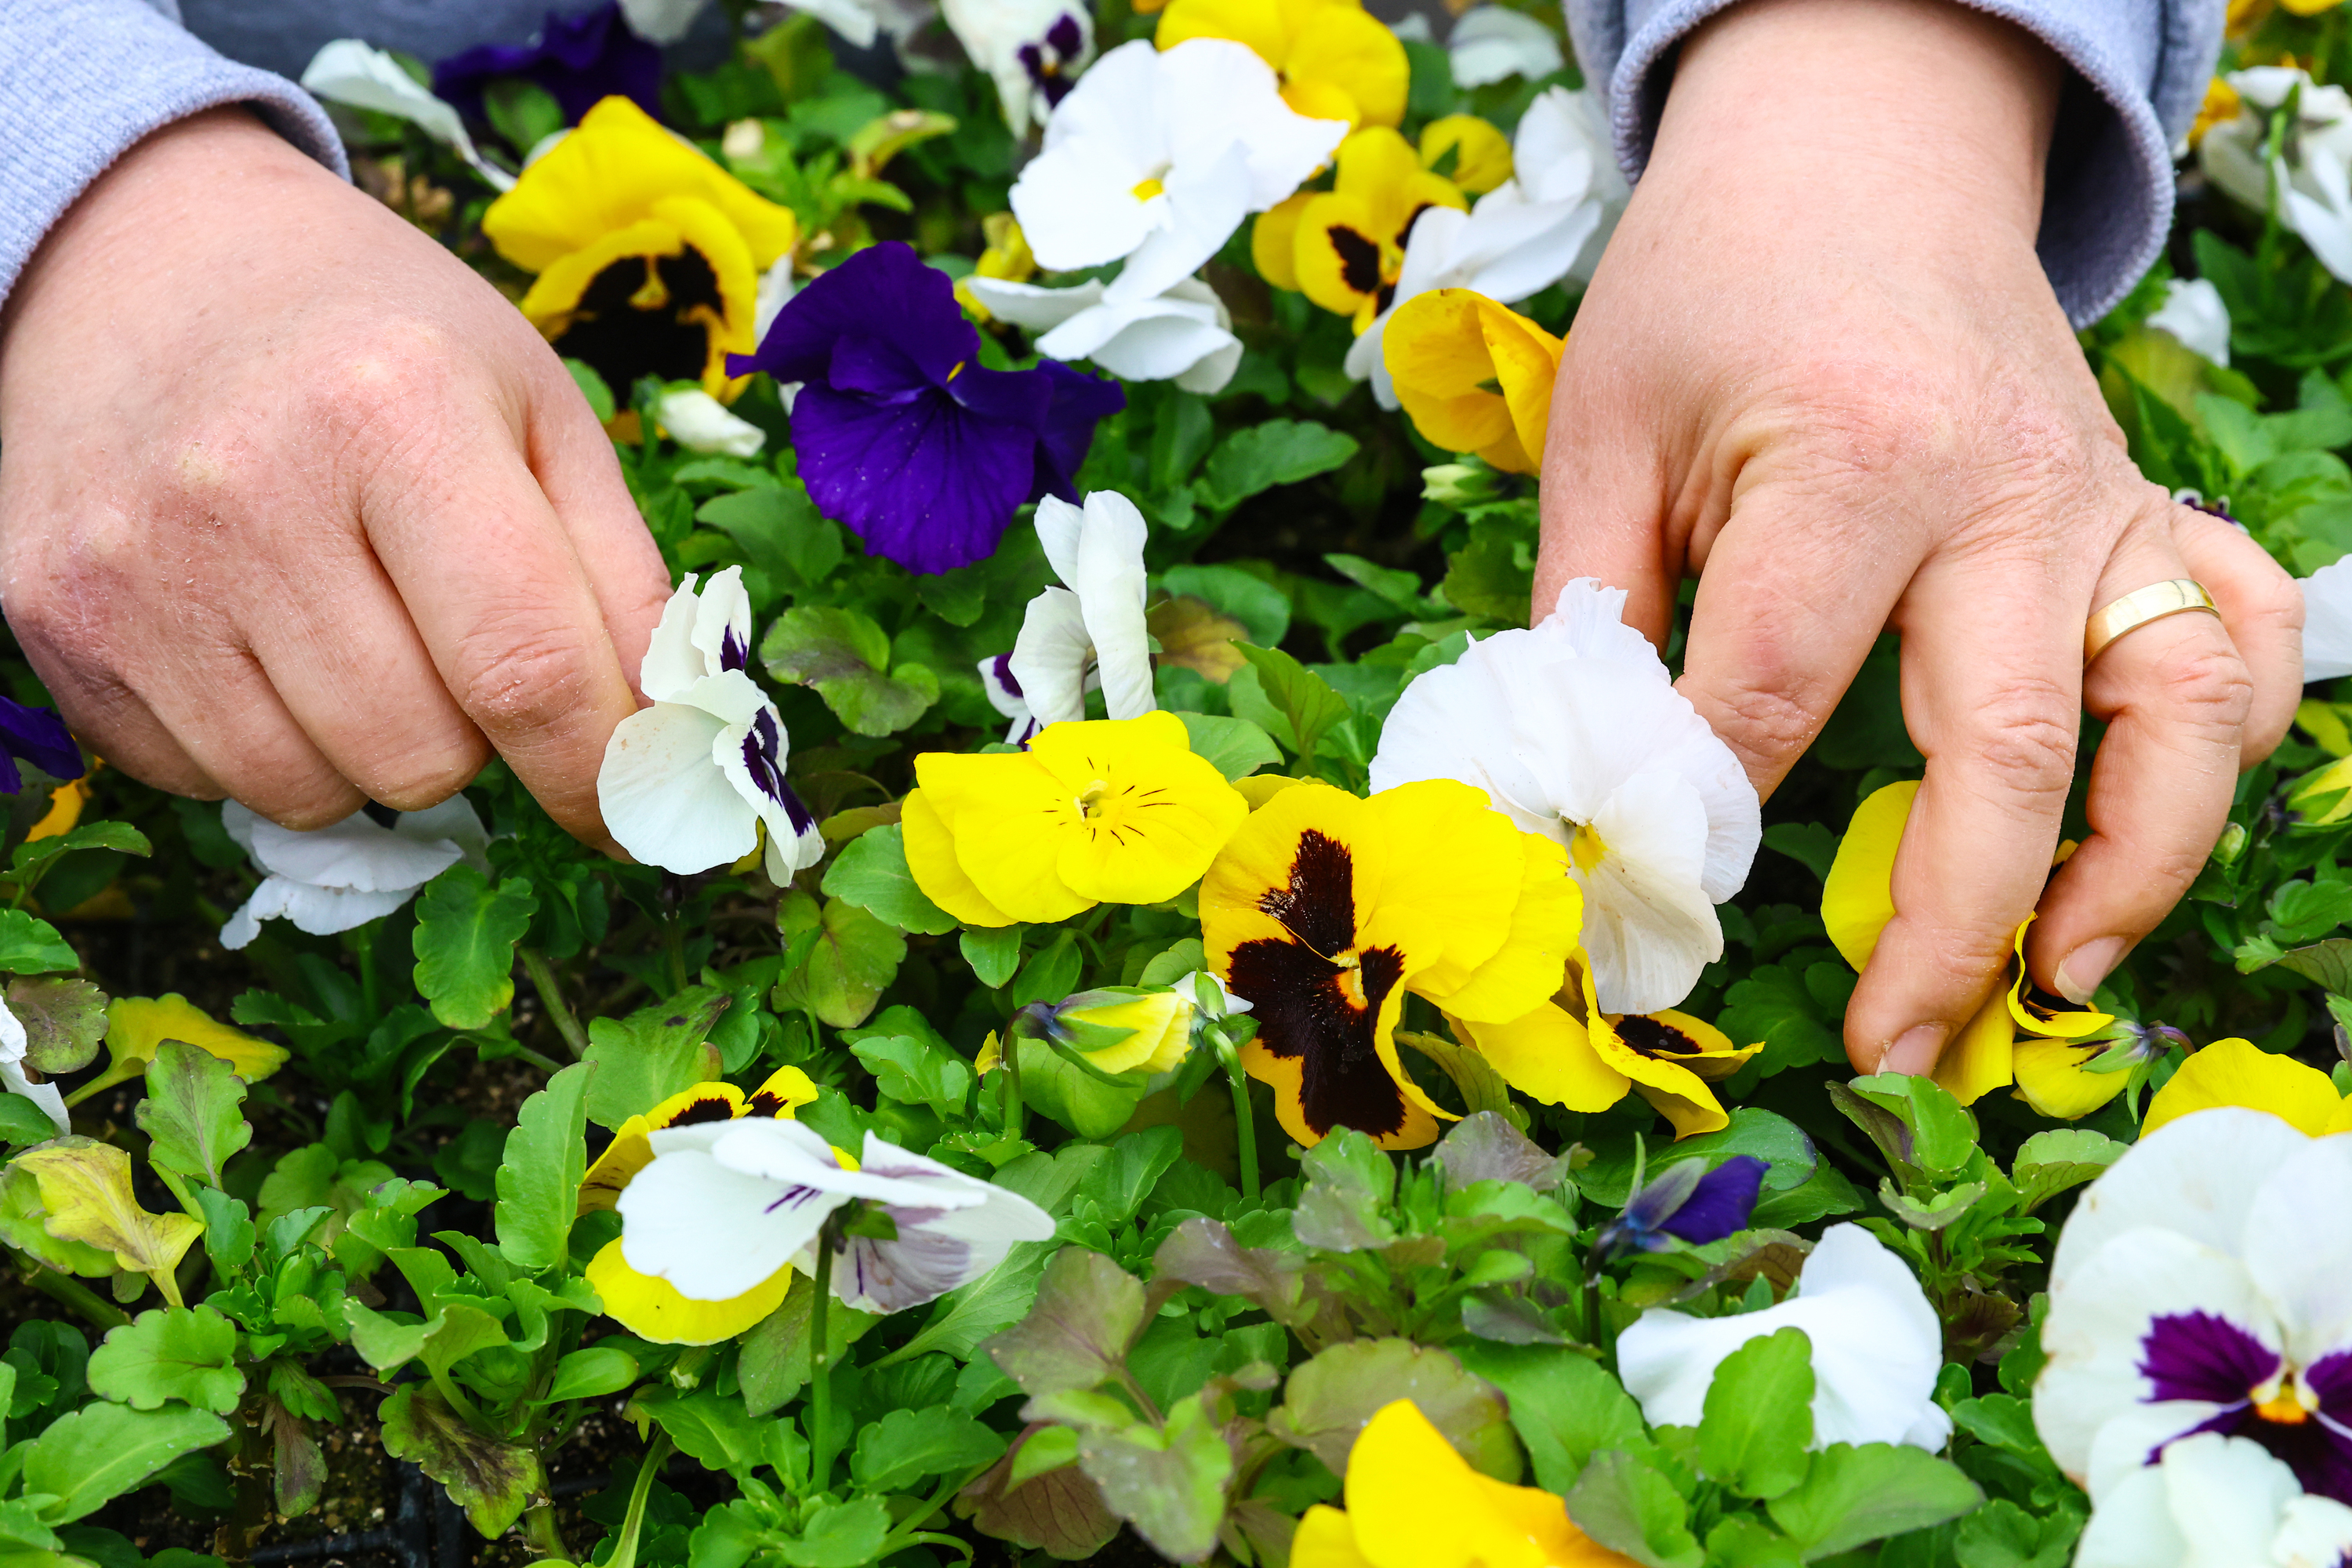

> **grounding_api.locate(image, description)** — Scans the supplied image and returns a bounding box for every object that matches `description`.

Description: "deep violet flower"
[434,2,664,129]
[0,698,82,797]
[726,241,1123,574]
[1589,1153,1767,1269]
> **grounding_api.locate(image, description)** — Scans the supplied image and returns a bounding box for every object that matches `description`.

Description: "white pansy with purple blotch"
[597,567,823,882]
[2074,1431,2352,1568]
[2034,1107,2352,1514]
[978,490,1154,741]
[614,1118,1053,1313]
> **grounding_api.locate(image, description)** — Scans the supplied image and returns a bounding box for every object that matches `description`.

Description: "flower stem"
[20,1264,128,1330]
[519,1498,569,1563]
[1216,1032,1259,1202]
[808,1236,837,1496]
[352,925,381,1022]
[604,1432,674,1568]
[519,946,590,1060]
[1001,1036,1025,1141]
[62,1059,136,1110]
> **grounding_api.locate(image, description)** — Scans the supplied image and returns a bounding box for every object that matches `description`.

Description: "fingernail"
[1875,1023,1947,1076]
[2055,937,2127,1007]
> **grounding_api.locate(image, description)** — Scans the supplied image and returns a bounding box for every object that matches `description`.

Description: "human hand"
[0,108,673,850]
[1534,0,2303,1073]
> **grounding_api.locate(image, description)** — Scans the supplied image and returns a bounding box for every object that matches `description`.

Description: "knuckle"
[243,773,368,833]
[450,618,598,738]
[1695,671,1823,779]
[1962,676,2078,797]
[2146,641,2253,733]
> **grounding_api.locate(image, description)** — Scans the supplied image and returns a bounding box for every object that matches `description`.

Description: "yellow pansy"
[2143,1036,2352,1136]
[956,212,1037,322]
[1383,289,1563,476]
[1293,1399,1636,1568]
[580,1065,818,1345]
[1821,782,2129,1116]
[1156,0,1408,129]
[27,778,91,842]
[1253,191,1313,291]
[1294,129,1468,329]
[1447,959,1762,1139]
[2281,0,2343,15]
[905,712,1250,927]
[1202,779,1579,1150]
[1419,115,1512,194]
[482,96,799,397]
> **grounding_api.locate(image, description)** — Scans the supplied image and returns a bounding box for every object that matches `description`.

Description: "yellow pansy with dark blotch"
[1155,0,1408,129]
[481,96,798,398]
[1294,129,1468,328]
[1203,779,1579,1151]
[1384,289,1563,474]
[578,1064,818,1345]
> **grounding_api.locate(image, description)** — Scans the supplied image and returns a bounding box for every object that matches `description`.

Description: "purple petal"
[0,698,81,790]
[731,242,972,388]
[947,360,1055,427]
[1657,1155,1766,1246]
[1029,361,1123,502]
[789,385,1038,572]
[2139,1311,2281,1406]
[433,2,663,125]
[829,334,935,403]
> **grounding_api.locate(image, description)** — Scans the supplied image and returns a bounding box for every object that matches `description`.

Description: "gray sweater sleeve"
[1562,0,2225,325]
[0,0,346,312]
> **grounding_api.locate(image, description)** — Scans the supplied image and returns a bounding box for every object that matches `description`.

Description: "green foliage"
[493,1063,590,1273]
[85,1308,242,1414]
[412,866,537,1030]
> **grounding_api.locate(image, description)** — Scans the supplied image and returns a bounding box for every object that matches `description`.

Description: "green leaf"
[1075,1127,1184,1227]
[1761,823,1839,884]
[1012,1036,1149,1139]
[1271,1337,1515,1482]
[21,1402,230,1523]
[1565,1450,1704,1568]
[85,1307,243,1414]
[2274,936,2352,992]
[697,485,842,587]
[1449,1341,1653,1495]
[1290,1129,1398,1251]
[848,1032,973,1119]
[774,896,906,1029]
[1951,1497,2081,1568]
[761,605,938,735]
[1174,713,1281,782]
[1076,1392,1234,1563]
[0,1094,61,1147]
[822,826,956,936]
[641,1387,769,1477]
[1009,931,1084,1007]
[8,978,108,1074]
[2009,1128,2127,1214]
[850,1404,1007,1493]
[1234,644,1348,768]
[960,925,1024,989]
[1441,521,1533,623]
[1845,1073,1980,1176]
[1699,1327,1815,1499]
[563,358,615,422]
[494,1062,590,1273]
[1766,1443,1984,1561]
[0,911,78,975]
[193,1188,254,1276]
[773,1497,891,1568]
[411,866,536,1030]
[378,1384,543,1540]
[983,1247,1146,1397]
[1200,419,1358,510]
[581,988,730,1130]
[1159,564,1291,647]
[543,1345,639,1404]
[136,1041,251,1187]
[1704,1516,1808,1568]
[738,1285,883,1417]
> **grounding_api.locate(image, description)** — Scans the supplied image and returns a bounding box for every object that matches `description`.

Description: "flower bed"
[1,3,2350,1566]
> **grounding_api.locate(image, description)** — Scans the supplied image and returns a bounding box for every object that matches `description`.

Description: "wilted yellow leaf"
[1149,596,1249,684]
[105,995,287,1083]
[13,1139,201,1305]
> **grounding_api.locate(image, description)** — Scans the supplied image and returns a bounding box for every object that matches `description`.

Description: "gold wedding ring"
[2083,579,2221,663]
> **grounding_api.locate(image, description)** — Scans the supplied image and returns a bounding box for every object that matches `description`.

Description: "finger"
[241,541,492,811]
[2026,532,2252,1004]
[136,642,365,827]
[1845,546,2084,1074]
[2172,506,2301,764]
[18,649,223,801]
[1533,334,1680,643]
[361,423,641,851]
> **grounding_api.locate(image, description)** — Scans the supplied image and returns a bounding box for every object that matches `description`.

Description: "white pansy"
[2202,67,2352,285]
[1617,1224,1952,1450]
[1370,579,1759,1015]
[2302,555,2352,681]
[299,41,515,191]
[2034,1108,2352,1508]
[615,1118,1054,1312]
[1346,87,1613,406]
[2145,278,2231,366]
[2074,1432,2352,1568]
[597,568,825,882]
[1004,492,1155,731]
[1011,38,1348,306]
[1446,7,1562,88]
[942,0,1090,136]
[654,387,766,457]
[771,0,937,51]
[219,797,489,950]
[620,0,710,44]
[963,274,1241,394]
[0,1000,68,1137]
[976,652,1040,746]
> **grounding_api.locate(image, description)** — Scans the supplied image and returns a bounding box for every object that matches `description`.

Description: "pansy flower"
[1381,289,1561,474]
[904,712,1247,926]
[0,695,82,798]
[302,41,515,191]
[2303,554,2352,681]
[1000,492,1155,735]
[2142,1036,2352,1136]
[1588,1154,1766,1269]
[433,2,664,127]
[2073,1432,2352,1568]
[1014,985,1197,1076]
[1283,129,1468,331]
[726,242,1122,574]
[942,0,1091,136]
[2035,1107,2352,1510]
[1008,39,1348,307]
[1417,114,1512,194]
[615,1119,1054,1314]
[597,567,825,882]
[577,1065,818,1344]
[652,386,765,456]
[1446,7,1563,89]
[482,96,798,397]
[1155,0,1408,130]
[1291,1399,1632,1568]
[219,797,490,949]
[1370,579,1760,1017]
[1200,779,1581,1150]
[963,274,1243,394]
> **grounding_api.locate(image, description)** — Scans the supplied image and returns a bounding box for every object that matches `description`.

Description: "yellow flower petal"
[1363,779,1530,1000]
[1419,115,1512,194]
[917,750,1094,920]
[2003,919,2113,1040]
[587,1240,792,1345]
[1429,832,1581,1022]
[1029,713,1250,906]
[1384,290,1562,476]
[1064,991,1196,1075]
[1156,0,1291,68]
[2143,1036,2348,1135]
[1340,1399,1625,1567]
[1821,780,1916,973]
[1253,192,1312,292]
[902,788,1018,928]
[2012,1035,2129,1121]
[1296,191,1390,318]
[105,994,287,1082]
[1447,1002,1630,1112]
[1283,2,1408,129]
[27,779,89,843]
[1933,987,2015,1107]
[1292,1504,1378,1568]
[1584,985,1735,1139]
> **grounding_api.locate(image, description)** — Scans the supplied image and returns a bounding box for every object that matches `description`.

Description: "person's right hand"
[0,107,673,849]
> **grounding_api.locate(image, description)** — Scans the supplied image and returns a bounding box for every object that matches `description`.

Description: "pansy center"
[1569,820,1609,873]
[1131,176,1166,202]
[1076,779,1111,818]
[2253,1370,2319,1425]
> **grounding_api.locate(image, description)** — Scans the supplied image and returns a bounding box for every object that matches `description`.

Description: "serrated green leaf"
[1565,1449,1704,1568]
[379,1383,541,1539]
[1269,1338,1515,1480]
[85,1306,243,1414]
[1076,1393,1233,1563]
[136,1041,250,1187]
[848,1033,972,1119]
[2009,1128,2127,1214]
[21,1401,230,1523]
[1455,1341,1651,1495]
[1201,419,1357,510]
[1699,1327,1815,1499]
[773,1496,891,1568]
[8,978,107,1074]
[983,1247,1145,1397]
[850,1403,1007,1493]
[822,826,956,936]
[774,894,905,1029]
[581,988,729,1130]
[0,912,77,975]
[411,866,536,1030]
[762,606,937,735]
[1234,644,1348,768]
[1766,1443,1983,1560]
[493,1063,590,1273]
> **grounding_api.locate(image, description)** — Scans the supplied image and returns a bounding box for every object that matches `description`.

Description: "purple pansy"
[0,697,82,797]
[1591,1154,1767,1269]
[434,1,663,128]
[726,241,1123,574]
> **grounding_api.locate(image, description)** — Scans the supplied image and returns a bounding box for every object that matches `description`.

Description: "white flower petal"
[619,1145,842,1299]
[1446,7,1562,88]
[755,256,798,343]
[2165,1433,2307,1568]
[597,702,759,873]
[2303,556,2352,681]
[656,388,767,457]
[1007,587,1094,728]
[1106,143,1252,305]
[394,797,492,869]
[706,1119,984,1210]
[2146,278,2232,366]
[1071,492,1153,720]
[1578,775,1722,1014]
[2241,1132,2352,1368]
[2074,1457,2187,1568]
[227,803,463,894]
[1156,38,1347,210]
[2047,1106,2308,1295]
[301,41,513,190]
[964,277,1107,335]
[619,0,709,45]
[1033,494,1086,587]
[782,0,883,45]
[639,574,713,703]
[2276,1494,2352,1568]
